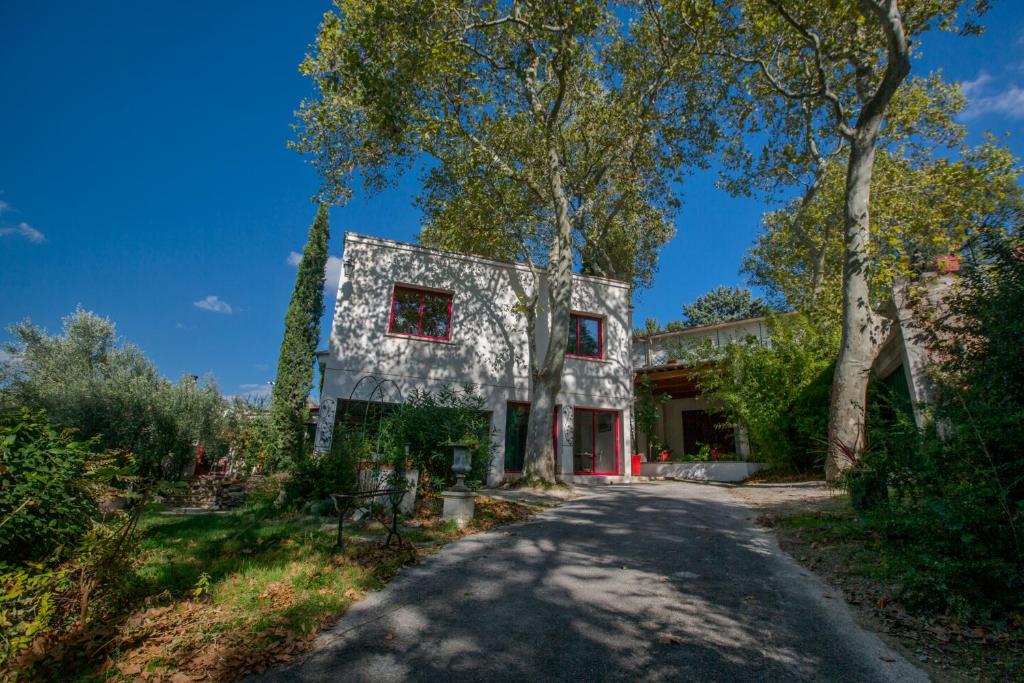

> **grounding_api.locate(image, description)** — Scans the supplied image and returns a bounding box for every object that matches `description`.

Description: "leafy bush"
[635,375,669,459]
[285,425,370,506]
[223,398,277,476]
[0,410,102,564]
[0,409,142,668]
[0,562,74,667]
[674,444,742,462]
[386,385,494,490]
[847,232,1024,620]
[244,472,289,511]
[692,312,839,472]
[1,511,143,671]
[285,385,496,505]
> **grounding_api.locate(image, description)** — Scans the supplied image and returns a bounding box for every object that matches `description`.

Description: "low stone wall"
[638,461,766,483]
[162,475,259,510]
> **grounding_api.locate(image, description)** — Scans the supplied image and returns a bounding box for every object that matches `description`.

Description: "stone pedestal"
[441,490,476,527]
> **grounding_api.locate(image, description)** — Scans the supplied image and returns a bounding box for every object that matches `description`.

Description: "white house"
[319,233,636,485]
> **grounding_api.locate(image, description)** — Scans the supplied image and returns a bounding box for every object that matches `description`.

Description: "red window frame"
[387,285,454,341]
[504,401,560,474]
[572,407,620,475]
[567,313,604,360]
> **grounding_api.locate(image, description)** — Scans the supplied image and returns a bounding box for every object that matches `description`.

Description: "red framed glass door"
[572,408,620,475]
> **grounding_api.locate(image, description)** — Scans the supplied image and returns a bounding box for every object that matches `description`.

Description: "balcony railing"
[632,318,771,371]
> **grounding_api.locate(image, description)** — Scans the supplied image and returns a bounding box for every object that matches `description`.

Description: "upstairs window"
[567,313,603,359]
[388,285,453,340]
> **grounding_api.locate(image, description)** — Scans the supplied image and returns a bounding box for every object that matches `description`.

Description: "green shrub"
[0,409,101,564]
[0,562,74,667]
[847,232,1024,621]
[691,312,838,472]
[284,425,369,506]
[244,472,289,511]
[0,409,142,668]
[635,375,670,459]
[286,384,496,505]
[1,510,142,670]
[382,385,495,490]
[672,444,741,462]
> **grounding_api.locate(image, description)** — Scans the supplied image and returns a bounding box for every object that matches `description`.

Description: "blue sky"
[2,2,1023,400]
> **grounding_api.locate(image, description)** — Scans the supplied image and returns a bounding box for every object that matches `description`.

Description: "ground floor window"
[681,409,735,456]
[573,408,619,475]
[504,402,558,473]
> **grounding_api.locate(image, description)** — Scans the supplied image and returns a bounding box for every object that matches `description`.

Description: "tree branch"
[854,0,911,138]
[765,0,853,138]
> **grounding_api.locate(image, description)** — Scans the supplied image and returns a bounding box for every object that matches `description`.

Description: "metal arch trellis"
[344,374,404,455]
[329,375,409,548]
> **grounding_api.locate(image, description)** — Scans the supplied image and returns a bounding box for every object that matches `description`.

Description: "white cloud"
[960,71,1024,120]
[0,200,9,215]
[960,71,992,98]
[965,85,1024,120]
[175,322,186,329]
[287,251,343,294]
[193,295,233,314]
[325,256,342,293]
[17,222,45,243]
[0,222,45,243]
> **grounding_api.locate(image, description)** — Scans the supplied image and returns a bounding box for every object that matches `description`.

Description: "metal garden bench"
[330,477,409,550]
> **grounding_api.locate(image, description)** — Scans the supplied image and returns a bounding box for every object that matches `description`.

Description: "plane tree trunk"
[825,0,910,481]
[522,145,576,483]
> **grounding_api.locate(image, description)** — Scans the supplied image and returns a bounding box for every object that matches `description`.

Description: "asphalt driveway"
[253,482,925,682]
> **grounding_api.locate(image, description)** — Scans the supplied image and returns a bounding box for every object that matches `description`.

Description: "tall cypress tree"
[271,204,329,465]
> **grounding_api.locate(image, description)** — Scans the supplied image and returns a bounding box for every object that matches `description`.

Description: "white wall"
[322,234,635,484]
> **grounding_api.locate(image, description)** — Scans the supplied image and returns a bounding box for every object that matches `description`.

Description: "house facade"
[320,233,636,486]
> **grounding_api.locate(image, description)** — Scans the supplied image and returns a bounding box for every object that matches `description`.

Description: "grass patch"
[771,496,1024,682]
[23,494,535,682]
